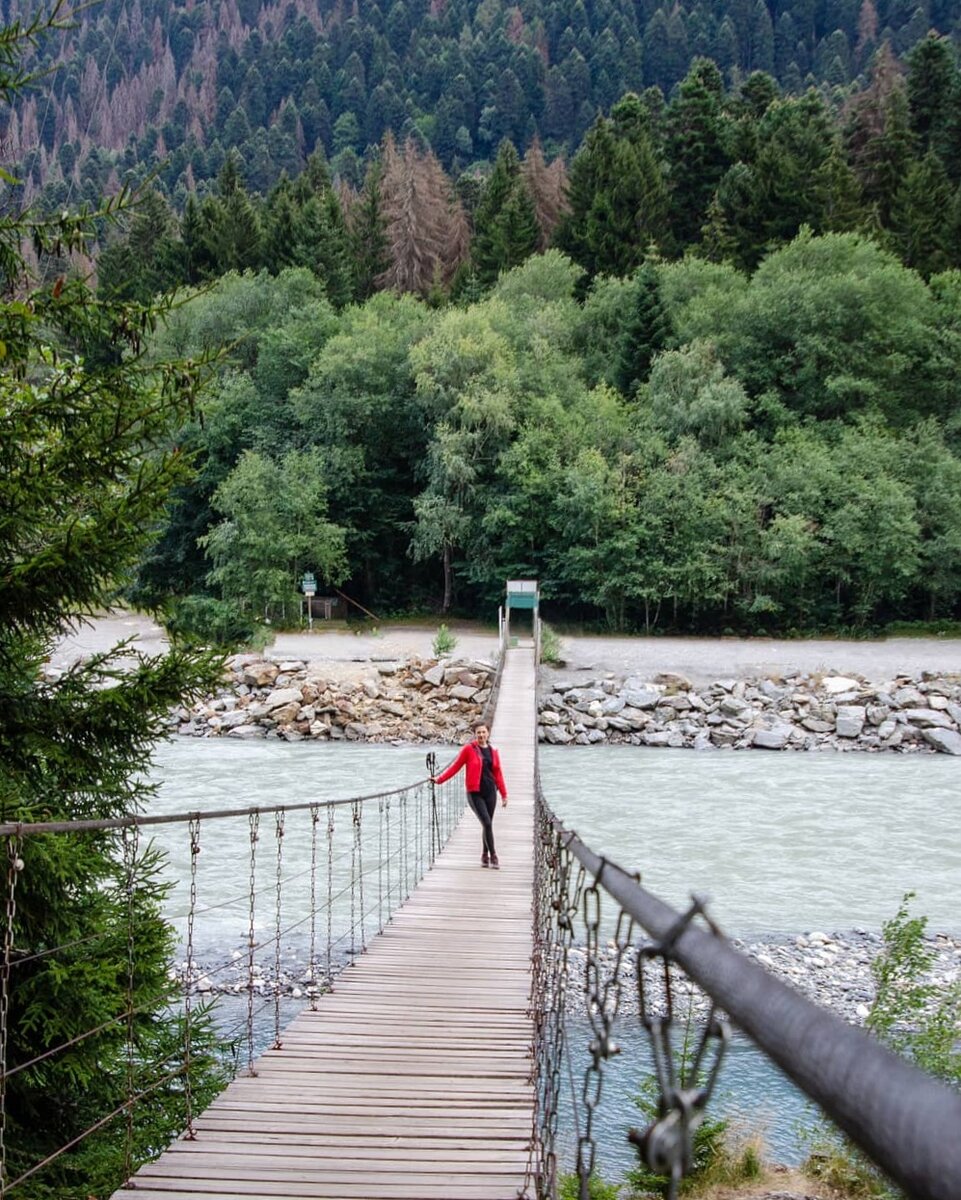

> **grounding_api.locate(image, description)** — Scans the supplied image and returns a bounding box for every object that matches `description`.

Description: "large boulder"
[922,728,961,756]
[835,706,866,738]
[263,686,304,711]
[751,722,794,750]
[903,708,954,729]
[821,676,861,695]
[228,724,266,739]
[243,661,280,688]
[217,710,249,731]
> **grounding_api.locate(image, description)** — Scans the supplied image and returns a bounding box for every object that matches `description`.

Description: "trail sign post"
[302,573,317,630]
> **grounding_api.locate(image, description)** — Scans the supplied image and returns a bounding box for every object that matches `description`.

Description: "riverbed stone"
[263,686,304,711]
[622,688,660,709]
[544,724,574,745]
[835,706,866,738]
[243,661,279,687]
[821,675,860,694]
[720,695,751,718]
[903,707,953,729]
[450,684,479,701]
[751,722,794,750]
[893,685,926,708]
[801,716,834,733]
[422,664,446,687]
[217,710,250,731]
[227,724,266,739]
[922,727,961,755]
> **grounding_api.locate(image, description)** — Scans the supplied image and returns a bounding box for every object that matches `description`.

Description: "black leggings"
[468,789,497,856]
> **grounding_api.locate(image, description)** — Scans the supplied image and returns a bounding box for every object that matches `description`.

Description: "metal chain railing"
[0,771,464,1198]
[0,837,23,1196]
[529,776,961,1200]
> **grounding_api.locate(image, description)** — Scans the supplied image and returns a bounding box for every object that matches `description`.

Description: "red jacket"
[436,741,507,797]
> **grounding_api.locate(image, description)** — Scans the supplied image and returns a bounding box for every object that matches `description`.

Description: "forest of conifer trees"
[7,0,961,633]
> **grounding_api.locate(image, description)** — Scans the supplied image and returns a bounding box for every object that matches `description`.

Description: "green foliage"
[624,1007,749,1198]
[164,594,257,647]
[0,15,225,1193]
[432,624,458,655]
[538,622,564,665]
[137,233,961,635]
[805,894,961,1199]
[201,448,347,621]
[558,1172,622,1200]
[557,99,670,281]
[472,140,541,285]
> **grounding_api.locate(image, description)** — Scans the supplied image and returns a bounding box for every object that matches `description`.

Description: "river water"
[148,738,959,1177]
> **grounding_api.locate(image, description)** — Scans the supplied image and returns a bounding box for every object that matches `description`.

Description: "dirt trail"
[51,613,961,687]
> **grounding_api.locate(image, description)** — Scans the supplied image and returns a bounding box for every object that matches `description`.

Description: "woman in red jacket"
[432,720,508,868]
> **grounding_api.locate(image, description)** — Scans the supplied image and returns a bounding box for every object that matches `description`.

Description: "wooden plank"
[114,648,538,1200]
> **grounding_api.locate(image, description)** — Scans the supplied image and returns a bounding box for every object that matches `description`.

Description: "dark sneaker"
[490,854,500,869]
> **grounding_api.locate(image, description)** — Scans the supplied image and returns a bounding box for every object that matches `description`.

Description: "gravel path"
[544,633,961,688]
[51,613,961,686]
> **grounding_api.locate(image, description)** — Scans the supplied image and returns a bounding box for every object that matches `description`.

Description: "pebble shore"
[569,927,961,1024]
[163,653,961,756]
[175,927,961,1031]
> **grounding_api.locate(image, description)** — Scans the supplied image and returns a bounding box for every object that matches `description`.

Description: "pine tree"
[378,135,468,295]
[555,100,669,280]
[348,158,390,300]
[905,32,958,159]
[295,193,354,306]
[615,260,673,396]
[813,142,867,232]
[844,43,918,226]
[472,139,540,284]
[666,57,732,247]
[264,177,301,270]
[520,136,570,248]
[1,21,224,1197]
[889,149,955,276]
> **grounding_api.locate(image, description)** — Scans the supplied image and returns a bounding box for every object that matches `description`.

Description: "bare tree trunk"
[442,544,452,613]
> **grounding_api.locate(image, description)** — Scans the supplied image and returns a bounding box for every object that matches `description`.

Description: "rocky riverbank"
[570,927,961,1024]
[539,670,961,755]
[175,926,961,1029]
[171,654,961,755]
[167,652,497,743]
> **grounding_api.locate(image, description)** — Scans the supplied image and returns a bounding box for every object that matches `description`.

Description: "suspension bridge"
[3,593,961,1200]
[115,644,539,1200]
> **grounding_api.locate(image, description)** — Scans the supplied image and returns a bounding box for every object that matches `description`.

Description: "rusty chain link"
[245,810,260,1076]
[183,816,201,1137]
[630,899,731,1200]
[1,835,24,1196]
[528,783,734,1200]
[121,823,140,1182]
[325,809,334,989]
[272,810,286,1050]
[308,806,319,1011]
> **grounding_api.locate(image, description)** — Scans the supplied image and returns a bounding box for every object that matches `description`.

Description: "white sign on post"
[302,573,317,629]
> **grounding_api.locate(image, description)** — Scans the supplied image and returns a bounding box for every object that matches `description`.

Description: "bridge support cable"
[529,784,961,1200]
[0,773,462,1198]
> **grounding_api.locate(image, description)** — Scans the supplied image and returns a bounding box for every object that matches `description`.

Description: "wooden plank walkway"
[117,646,537,1200]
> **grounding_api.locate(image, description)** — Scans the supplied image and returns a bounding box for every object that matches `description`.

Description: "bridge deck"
[118,646,536,1200]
